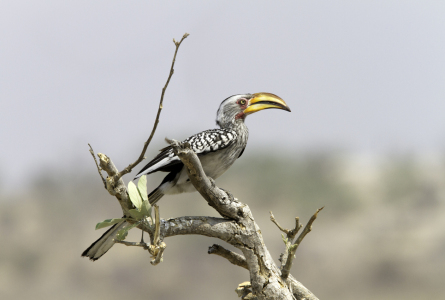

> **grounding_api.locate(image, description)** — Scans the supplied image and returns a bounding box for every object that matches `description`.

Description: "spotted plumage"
[135,128,239,178]
[82,93,290,261]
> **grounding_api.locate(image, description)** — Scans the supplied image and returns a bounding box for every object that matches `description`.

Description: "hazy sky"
[1,1,445,190]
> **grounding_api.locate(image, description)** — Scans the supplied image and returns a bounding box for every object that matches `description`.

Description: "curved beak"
[243,93,291,115]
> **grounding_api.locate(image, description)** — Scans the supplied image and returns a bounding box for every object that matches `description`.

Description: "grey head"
[215,93,291,129]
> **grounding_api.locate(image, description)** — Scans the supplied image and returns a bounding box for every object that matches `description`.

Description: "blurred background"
[1,1,445,299]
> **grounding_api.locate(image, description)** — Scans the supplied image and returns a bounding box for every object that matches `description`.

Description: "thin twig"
[208,244,248,270]
[281,207,324,280]
[293,207,324,251]
[115,240,150,250]
[88,143,106,189]
[113,33,190,183]
[290,218,302,240]
[270,212,302,240]
[270,211,302,269]
[153,205,161,245]
[270,211,288,233]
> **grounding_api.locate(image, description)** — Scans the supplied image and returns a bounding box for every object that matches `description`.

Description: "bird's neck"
[221,119,249,139]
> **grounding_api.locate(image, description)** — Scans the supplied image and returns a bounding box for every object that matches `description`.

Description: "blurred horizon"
[1,153,445,299]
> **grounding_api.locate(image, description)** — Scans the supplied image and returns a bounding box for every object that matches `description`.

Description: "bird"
[82,93,291,261]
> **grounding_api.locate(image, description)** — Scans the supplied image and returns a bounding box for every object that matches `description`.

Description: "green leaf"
[128,181,142,210]
[137,175,148,201]
[95,218,125,230]
[140,199,152,218]
[115,221,140,241]
[128,209,144,220]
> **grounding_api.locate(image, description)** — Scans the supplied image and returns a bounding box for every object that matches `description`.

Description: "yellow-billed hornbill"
[82,93,290,261]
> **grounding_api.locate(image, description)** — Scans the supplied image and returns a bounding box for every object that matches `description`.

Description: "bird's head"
[216,93,291,128]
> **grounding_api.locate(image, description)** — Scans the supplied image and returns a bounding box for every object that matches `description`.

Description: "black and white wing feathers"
[184,129,237,154]
[134,129,237,179]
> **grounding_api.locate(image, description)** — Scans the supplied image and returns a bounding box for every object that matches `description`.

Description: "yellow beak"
[243,93,291,115]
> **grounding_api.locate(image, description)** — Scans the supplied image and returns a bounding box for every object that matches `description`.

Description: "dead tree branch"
[270,211,302,241]
[91,145,319,300]
[97,152,132,213]
[167,140,319,300]
[88,143,106,189]
[270,211,302,269]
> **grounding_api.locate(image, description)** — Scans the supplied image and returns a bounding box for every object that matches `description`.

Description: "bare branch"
[208,244,248,270]
[92,147,319,299]
[270,211,288,233]
[287,275,318,300]
[293,207,324,252]
[113,33,189,182]
[281,207,324,280]
[168,139,299,299]
[114,239,165,265]
[270,211,303,269]
[160,216,237,240]
[96,152,132,213]
[270,211,302,240]
[88,143,106,189]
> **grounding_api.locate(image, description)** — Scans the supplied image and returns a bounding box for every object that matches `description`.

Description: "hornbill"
[82,93,290,261]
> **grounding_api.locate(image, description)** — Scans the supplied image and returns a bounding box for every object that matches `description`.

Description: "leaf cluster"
[95,175,152,240]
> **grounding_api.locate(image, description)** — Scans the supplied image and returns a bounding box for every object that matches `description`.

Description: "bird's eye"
[239,99,247,106]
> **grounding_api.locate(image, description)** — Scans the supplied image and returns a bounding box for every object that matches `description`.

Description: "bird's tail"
[148,186,164,205]
[81,220,131,261]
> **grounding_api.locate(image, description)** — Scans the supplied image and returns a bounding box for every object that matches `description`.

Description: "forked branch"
[168,139,319,300]
[270,211,302,241]
[281,207,324,280]
[90,146,319,299]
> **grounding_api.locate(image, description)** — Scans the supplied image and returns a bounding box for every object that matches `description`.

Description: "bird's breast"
[200,144,242,178]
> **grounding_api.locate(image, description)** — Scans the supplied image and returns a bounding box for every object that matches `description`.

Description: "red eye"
[239,99,247,106]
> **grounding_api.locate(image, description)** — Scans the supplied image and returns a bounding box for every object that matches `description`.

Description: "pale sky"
[1,1,445,191]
